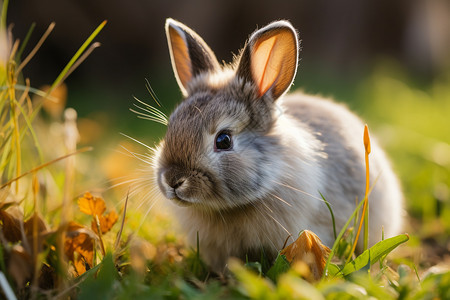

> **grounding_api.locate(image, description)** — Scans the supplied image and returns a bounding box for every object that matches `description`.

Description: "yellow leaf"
[78,192,106,216]
[64,221,95,275]
[280,230,331,281]
[91,210,118,235]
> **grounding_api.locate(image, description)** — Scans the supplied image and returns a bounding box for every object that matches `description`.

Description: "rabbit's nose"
[170,178,185,189]
[163,170,186,190]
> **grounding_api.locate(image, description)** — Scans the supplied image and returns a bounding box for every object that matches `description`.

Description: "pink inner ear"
[250,30,296,99]
[251,35,281,97]
[168,26,193,90]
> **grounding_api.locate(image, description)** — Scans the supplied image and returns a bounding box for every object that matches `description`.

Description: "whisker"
[273,181,326,203]
[131,95,168,125]
[145,78,162,108]
[135,115,168,125]
[130,103,168,125]
[268,193,292,207]
[119,132,154,150]
[108,177,141,190]
[251,203,281,250]
[132,102,167,120]
[137,197,159,231]
[117,146,150,165]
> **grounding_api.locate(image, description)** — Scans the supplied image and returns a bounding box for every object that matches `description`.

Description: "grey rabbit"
[152,18,403,273]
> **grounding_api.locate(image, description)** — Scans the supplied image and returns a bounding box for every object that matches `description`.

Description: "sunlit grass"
[0,4,108,297]
[1,2,449,297]
[360,63,450,234]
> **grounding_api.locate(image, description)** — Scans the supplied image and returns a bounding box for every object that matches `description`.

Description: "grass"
[1,5,450,299]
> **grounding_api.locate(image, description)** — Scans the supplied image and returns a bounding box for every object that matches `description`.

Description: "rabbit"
[152,18,404,273]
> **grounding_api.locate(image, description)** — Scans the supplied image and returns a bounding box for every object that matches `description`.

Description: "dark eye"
[215,131,232,151]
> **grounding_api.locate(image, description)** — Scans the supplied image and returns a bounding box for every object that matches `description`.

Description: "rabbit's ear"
[237,21,298,100]
[166,19,220,96]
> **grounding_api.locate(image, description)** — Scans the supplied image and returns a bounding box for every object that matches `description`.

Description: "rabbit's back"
[282,92,404,245]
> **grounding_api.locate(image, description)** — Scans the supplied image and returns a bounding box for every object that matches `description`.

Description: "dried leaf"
[23,212,50,259]
[0,199,17,211]
[280,230,331,281]
[23,212,48,236]
[38,263,56,290]
[8,245,33,288]
[78,192,106,216]
[91,210,118,235]
[64,221,95,275]
[0,210,22,243]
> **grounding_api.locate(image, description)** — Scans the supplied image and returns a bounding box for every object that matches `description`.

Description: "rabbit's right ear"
[237,21,299,100]
[166,19,220,96]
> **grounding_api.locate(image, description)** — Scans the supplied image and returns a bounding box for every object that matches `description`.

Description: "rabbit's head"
[156,19,299,211]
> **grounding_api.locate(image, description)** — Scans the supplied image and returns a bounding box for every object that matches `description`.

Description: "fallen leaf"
[38,263,56,290]
[0,210,22,243]
[78,192,106,216]
[23,212,48,236]
[91,210,119,235]
[8,245,33,288]
[280,230,331,281]
[64,221,95,275]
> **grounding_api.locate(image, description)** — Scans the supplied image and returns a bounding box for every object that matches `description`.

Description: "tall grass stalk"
[346,124,371,263]
[7,59,21,193]
[48,20,106,95]
[0,0,8,32]
[363,125,371,250]
[15,23,55,75]
[0,6,105,293]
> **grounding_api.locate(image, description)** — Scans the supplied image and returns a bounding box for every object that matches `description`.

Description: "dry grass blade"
[0,146,93,190]
[48,20,107,95]
[15,23,55,75]
[55,42,101,90]
[16,22,35,61]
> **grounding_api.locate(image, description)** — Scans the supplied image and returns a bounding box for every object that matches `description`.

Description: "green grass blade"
[325,263,341,277]
[320,192,337,240]
[0,0,8,31]
[16,22,36,60]
[340,234,409,276]
[322,197,366,280]
[266,253,290,282]
[0,85,58,101]
[49,20,106,94]
[0,132,13,176]
[13,99,44,163]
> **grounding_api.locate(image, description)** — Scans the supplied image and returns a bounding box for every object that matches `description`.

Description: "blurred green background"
[5,0,450,242]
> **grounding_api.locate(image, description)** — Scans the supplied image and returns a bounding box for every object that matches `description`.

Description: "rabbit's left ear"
[237,21,299,100]
[166,18,220,96]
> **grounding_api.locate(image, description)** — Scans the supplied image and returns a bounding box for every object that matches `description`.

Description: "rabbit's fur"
[154,19,403,273]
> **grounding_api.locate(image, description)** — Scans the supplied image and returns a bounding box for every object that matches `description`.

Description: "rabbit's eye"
[215,131,232,151]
